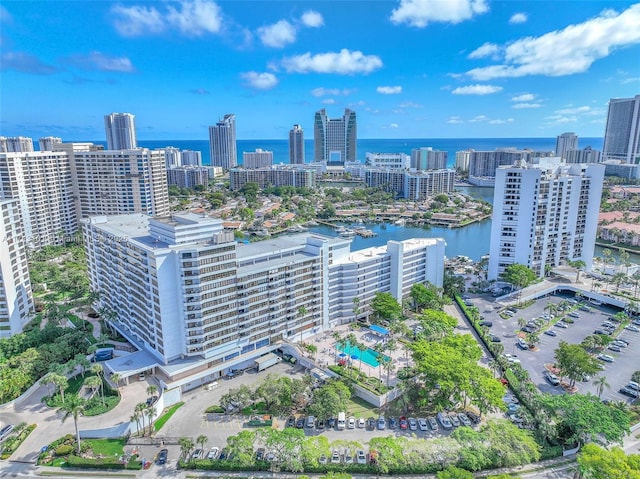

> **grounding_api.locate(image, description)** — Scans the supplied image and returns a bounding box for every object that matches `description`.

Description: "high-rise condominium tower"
[411,147,447,170]
[243,149,273,169]
[488,159,604,281]
[39,136,62,151]
[289,124,305,164]
[0,199,33,337]
[0,136,34,152]
[314,109,357,165]
[209,114,237,169]
[555,132,578,160]
[104,113,137,150]
[603,95,640,163]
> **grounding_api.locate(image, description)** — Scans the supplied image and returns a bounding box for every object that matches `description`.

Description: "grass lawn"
[154,402,184,431]
[84,438,126,456]
[345,396,379,417]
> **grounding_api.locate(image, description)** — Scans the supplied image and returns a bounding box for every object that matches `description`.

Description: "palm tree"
[83,376,102,401]
[110,373,121,391]
[620,250,631,275]
[90,364,105,405]
[59,394,87,454]
[592,281,602,293]
[488,359,501,379]
[632,271,640,298]
[146,385,158,398]
[196,434,208,452]
[612,272,627,293]
[567,260,586,282]
[130,411,142,435]
[179,437,194,461]
[593,376,610,399]
[517,317,527,331]
[352,297,361,320]
[43,372,68,403]
[135,402,147,435]
[145,404,156,435]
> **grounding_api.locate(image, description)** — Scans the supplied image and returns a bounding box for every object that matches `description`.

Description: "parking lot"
[467,291,640,403]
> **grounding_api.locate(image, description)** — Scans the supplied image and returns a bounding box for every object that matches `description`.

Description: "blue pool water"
[336,341,390,368]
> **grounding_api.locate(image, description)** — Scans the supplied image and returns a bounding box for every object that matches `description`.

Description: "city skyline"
[1,1,639,140]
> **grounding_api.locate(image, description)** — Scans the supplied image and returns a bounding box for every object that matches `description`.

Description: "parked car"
[619,387,639,398]
[367,417,376,430]
[490,335,502,342]
[465,411,481,424]
[608,345,623,353]
[357,450,367,464]
[544,371,560,386]
[348,416,356,429]
[265,452,275,462]
[388,417,398,429]
[327,417,336,429]
[517,338,529,350]
[449,414,461,427]
[458,413,472,427]
[207,447,219,460]
[479,320,493,327]
[408,417,418,430]
[555,322,568,329]
[437,412,453,429]
[568,312,580,318]
[295,417,305,428]
[377,416,386,430]
[331,450,341,464]
[255,448,265,461]
[521,326,535,334]
[286,417,295,428]
[614,338,629,346]
[597,354,615,363]
[344,451,354,464]
[427,416,438,430]
[357,417,366,428]
[399,416,408,430]
[156,448,168,465]
[318,455,328,465]
[418,418,429,431]
[625,325,640,332]
[544,330,557,337]
[192,449,204,460]
[0,424,14,442]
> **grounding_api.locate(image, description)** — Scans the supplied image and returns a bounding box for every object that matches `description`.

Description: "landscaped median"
[38,436,142,470]
[0,423,36,459]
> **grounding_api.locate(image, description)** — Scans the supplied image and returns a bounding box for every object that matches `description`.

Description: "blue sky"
[1,0,639,140]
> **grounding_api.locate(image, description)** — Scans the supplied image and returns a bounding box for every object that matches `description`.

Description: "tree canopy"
[371,292,403,322]
[502,263,537,288]
[577,443,640,479]
[554,341,601,387]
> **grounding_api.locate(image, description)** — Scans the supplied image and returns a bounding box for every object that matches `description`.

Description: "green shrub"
[54,445,74,456]
[205,405,225,413]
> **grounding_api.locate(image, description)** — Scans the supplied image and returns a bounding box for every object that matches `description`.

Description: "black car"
[619,387,640,398]
[327,417,336,429]
[256,448,265,461]
[286,417,295,428]
[156,448,168,465]
[367,417,376,430]
[465,411,481,424]
[521,326,535,333]
[316,419,325,430]
[490,335,502,342]
[479,321,493,327]
[295,418,305,428]
[388,417,398,429]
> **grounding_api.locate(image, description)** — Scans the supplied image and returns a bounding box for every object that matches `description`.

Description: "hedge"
[64,455,142,470]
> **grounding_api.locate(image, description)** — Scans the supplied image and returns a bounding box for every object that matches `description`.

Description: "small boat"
[394,219,406,226]
[339,229,356,237]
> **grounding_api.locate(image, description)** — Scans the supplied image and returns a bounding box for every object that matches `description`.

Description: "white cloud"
[555,105,591,115]
[240,71,278,89]
[67,51,135,72]
[390,0,488,28]
[258,20,296,48]
[311,87,355,97]
[281,49,383,75]
[466,4,640,80]
[511,93,535,102]
[469,115,488,123]
[447,116,464,124]
[300,10,324,28]
[389,123,399,129]
[377,85,403,94]
[509,12,527,24]
[468,42,499,59]
[622,76,640,84]
[398,101,422,108]
[322,98,336,105]
[111,0,223,37]
[513,103,542,109]
[451,84,503,95]
[489,118,515,124]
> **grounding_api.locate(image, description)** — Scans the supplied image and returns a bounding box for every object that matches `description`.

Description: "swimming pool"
[335,341,390,368]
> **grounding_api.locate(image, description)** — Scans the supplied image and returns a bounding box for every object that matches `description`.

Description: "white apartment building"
[104,113,137,150]
[229,166,316,190]
[242,149,273,169]
[365,152,410,170]
[83,213,446,389]
[0,136,34,152]
[488,159,605,280]
[167,166,209,189]
[362,168,455,200]
[164,147,182,168]
[455,149,473,172]
[0,151,77,246]
[555,132,578,160]
[0,199,33,337]
[603,95,640,163]
[411,147,447,170]
[181,150,202,167]
[38,136,62,151]
[209,114,237,169]
[327,238,445,326]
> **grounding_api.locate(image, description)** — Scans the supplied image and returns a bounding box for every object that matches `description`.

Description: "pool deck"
[305,324,411,387]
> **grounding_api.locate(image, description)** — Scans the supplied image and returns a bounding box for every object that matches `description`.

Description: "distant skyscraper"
[104,113,137,150]
[289,124,305,164]
[209,114,237,169]
[411,147,447,170]
[314,109,357,165]
[38,136,62,151]
[603,95,640,163]
[565,146,602,164]
[181,150,202,167]
[0,136,34,152]
[555,132,578,160]
[243,149,273,169]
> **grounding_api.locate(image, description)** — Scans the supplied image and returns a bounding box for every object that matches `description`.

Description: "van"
[627,381,640,392]
[337,412,346,430]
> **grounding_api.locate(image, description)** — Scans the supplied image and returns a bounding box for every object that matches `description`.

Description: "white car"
[357,417,366,428]
[544,372,560,386]
[408,417,418,430]
[597,354,615,363]
[348,416,356,429]
[207,447,219,460]
[356,450,367,464]
[330,450,341,464]
[502,354,521,364]
[418,418,429,431]
[626,325,640,332]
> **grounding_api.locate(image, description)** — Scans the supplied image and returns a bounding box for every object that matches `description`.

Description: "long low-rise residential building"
[363,168,455,199]
[229,165,317,190]
[83,213,445,390]
[167,166,210,188]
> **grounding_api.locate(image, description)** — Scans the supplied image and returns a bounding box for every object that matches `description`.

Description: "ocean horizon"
[76,137,604,168]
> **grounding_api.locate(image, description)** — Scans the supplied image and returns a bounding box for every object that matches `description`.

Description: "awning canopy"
[369,324,390,336]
